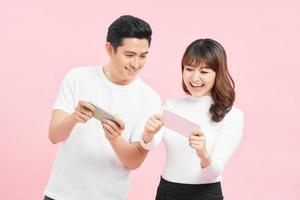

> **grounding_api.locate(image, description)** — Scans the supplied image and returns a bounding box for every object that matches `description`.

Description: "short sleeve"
[130,96,162,143]
[53,70,77,114]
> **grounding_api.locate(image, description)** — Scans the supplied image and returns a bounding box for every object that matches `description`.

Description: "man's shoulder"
[63,66,100,82]
[138,79,161,101]
[67,66,99,76]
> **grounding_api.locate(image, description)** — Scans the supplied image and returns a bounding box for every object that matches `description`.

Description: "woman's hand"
[189,130,211,168]
[142,114,164,143]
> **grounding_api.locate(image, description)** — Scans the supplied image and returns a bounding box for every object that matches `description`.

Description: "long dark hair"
[181,38,235,122]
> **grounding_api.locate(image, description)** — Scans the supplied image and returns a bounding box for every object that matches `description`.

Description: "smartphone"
[162,108,200,138]
[90,103,119,125]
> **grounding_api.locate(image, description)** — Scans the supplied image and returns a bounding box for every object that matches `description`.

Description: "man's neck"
[103,65,135,85]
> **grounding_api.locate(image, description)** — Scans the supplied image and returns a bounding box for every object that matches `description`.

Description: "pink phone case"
[162,109,200,138]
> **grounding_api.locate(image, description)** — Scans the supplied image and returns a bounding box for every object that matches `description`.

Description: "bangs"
[182,55,207,68]
[182,45,218,71]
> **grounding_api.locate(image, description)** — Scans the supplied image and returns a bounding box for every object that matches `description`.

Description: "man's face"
[108,38,149,84]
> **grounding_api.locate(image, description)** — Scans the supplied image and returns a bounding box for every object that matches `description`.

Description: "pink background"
[1,0,299,199]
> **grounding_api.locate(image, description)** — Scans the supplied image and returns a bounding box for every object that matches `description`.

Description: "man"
[44,15,163,200]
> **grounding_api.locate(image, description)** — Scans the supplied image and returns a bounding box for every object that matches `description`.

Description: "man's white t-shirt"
[44,66,161,200]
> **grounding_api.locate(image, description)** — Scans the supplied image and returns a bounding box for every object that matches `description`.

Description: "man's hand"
[101,116,125,141]
[72,101,95,123]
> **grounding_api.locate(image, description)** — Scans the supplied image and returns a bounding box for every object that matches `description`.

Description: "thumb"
[115,114,125,129]
[192,130,203,136]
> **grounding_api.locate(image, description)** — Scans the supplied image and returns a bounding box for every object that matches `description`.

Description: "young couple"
[44,15,243,200]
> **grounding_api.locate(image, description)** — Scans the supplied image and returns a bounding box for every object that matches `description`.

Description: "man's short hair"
[106,15,152,51]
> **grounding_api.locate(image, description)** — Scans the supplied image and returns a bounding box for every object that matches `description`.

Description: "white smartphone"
[90,103,119,125]
[162,108,200,138]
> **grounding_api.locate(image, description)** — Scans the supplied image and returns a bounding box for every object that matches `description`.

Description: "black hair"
[106,15,152,51]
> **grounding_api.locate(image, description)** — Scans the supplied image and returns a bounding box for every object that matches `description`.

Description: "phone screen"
[162,109,200,137]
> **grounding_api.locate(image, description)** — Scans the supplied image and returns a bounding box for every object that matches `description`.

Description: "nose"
[191,70,201,82]
[130,57,140,69]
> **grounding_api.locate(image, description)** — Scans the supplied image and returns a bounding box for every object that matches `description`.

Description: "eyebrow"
[124,51,149,55]
[185,65,210,69]
[200,66,211,69]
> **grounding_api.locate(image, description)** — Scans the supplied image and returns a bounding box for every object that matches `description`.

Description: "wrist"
[142,131,154,144]
[108,135,122,144]
[199,153,211,168]
[65,113,78,130]
[140,131,156,151]
[70,112,80,124]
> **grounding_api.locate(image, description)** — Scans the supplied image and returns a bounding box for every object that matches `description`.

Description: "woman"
[140,38,244,200]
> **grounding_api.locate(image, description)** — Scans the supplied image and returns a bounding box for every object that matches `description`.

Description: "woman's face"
[183,63,216,97]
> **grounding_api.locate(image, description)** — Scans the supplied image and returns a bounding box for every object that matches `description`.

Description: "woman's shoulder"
[165,97,188,107]
[223,106,244,122]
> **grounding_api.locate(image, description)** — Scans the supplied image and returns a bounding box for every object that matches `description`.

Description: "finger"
[76,104,93,116]
[145,124,156,132]
[74,115,86,123]
[189,140,203,146]
[78,109,92,120]
[190,143,204,150]
[147,119,159,129]
[114,115,125,129]
[102,122,117,137]
[75,111,90,122]
[190,135,205,141]
[146,118,161,129]
[189,139,205,147]
[102,119,121,133]
[149,116,163,127]
[190,143,199,149]
[103,127,114,139]
[79,108,93,118]
[102,126,110,135]
[192,130,204,136]
[79,101,95,111]
[80,113,90,121]
[154,114,164,121]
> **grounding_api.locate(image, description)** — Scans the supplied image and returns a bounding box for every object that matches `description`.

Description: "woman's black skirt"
[155,177,223,200]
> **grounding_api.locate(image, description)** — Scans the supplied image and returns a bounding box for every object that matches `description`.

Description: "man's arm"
[101,115,163,170]
[48,101,95,144]
[109,138,149,170]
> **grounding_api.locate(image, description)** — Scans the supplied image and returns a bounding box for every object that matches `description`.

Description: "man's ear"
[105,42,114,57]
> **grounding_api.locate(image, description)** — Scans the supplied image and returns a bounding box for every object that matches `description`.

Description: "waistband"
[158,176,222,194]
